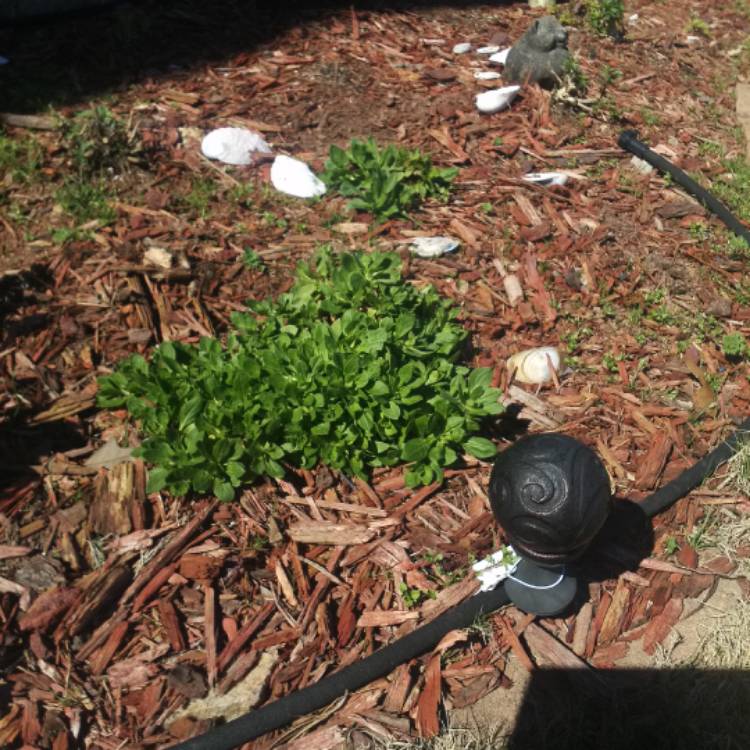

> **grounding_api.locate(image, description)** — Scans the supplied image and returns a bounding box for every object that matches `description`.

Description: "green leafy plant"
[399,581,436,608]
[98,249,503,500]
[584,0,624,37]
[722,332,748,360]
[64,105,132,177]
[664,536,680,556]
[321,138,456,221]
[0,131,43,184]
[242,248,265,271]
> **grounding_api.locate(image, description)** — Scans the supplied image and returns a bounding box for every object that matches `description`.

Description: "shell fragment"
[477,45,501,54]
[410,236,460,258]
[489,48,511,65]
[474,71,502,80]
[522,172,569,187]
[201,127,272,166]
[506,347,563,385]
[452,42,472,54]
[476,85,520,114]
[270,155,327,199]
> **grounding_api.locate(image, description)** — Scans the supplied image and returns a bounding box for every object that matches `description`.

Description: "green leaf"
[213,479,235,502]
[146,467,169,493]
[463,437,497,459]
[402,438,429,462]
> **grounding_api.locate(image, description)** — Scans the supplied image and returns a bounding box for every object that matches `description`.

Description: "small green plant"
[184,177,216,219]
[713,159,750,223]
[64,105,132,177]
[55,181,116,225]
[399,581,435,608]
[686,511,716,551]
[0,132,43,183]
[641,108,661,127]
[584,0,624,37]
[722,332,748,359]
[664,536,680,556]
[321,138,456,221]
[686,16,711,37]
[242,248,265,271]
[98,249,504,500]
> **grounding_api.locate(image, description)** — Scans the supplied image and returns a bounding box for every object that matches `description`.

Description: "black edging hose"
[171,138,750,750]
[171,418,750,750]
[618,130,750,245]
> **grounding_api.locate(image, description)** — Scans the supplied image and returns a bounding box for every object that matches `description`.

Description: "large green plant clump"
[321,138,457,221]
[98,249,503,500]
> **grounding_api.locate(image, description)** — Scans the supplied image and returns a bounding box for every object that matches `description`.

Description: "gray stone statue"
[504,16,571,87]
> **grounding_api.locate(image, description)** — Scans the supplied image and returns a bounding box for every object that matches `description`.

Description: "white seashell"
[628,13,639,24]
[270,155,327,199]
[410,236,460,258]
[452,42,472,54]
[489,48,511,65]
[476,85,520,114]
[686,35,701,44]
[201,127,272,166]
[477,45,501,54]
[522,172,569,187]
[506,347,562,384]
[474,71,502,80]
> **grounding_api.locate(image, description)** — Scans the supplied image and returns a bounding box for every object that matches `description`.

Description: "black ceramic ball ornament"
[489,433,612,566]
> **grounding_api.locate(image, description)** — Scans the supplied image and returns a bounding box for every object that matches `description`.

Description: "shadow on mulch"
[0,0,517,112]
[509,667,750,750]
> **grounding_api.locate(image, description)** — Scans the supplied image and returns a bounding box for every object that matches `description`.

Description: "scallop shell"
[270,155,327,199]
[476,85,520,114]
[506,347,563,384]
[489,48,511,65]
[522,172,569,187]
[201,127,272,166]
[452,42,472,54]
[410,236,460,258]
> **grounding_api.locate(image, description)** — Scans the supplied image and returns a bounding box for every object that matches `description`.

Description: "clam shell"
[489,48,511,65]
[270,155,327,199]
[452,42,472,54]
[410,236,460,258]
[522,172,569,187]
[506,347,562,384]
[476,85,520,114]
[201,127,272,166]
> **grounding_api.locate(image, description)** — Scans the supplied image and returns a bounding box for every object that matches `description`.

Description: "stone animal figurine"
[504,15,571,87]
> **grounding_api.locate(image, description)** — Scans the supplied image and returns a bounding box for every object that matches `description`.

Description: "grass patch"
[98,249,503,500]
[321,138,456,221]
[64,105,133,178]
[383,727,508,750]
[0,131,44,184]
[55,181,116,225]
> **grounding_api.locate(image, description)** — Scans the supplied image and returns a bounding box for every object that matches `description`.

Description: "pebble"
[629,156,654,175]
[477,45,501,54]
[452,42,472,54]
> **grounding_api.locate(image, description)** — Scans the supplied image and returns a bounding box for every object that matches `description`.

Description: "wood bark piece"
[524,623,595,672]
[18,587,79,632]
[597,580,630,646]
[89,463,134,536]
[416,655,441,738]
[642,598,683,655]
[634,432,672,490]
[287,522,376,546]
[357,610,420,627]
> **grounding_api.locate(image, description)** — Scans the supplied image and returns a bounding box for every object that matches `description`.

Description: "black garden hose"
[171,414,750,750]
[618,130,750,245]
[171,136,750,750]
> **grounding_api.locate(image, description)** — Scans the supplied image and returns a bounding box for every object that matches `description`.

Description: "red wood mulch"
[1,1,750,748]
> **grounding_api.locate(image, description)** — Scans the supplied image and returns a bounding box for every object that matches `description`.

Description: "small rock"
[452,42,472,54]
[628,13,639,25]
[270,155,326,199]
[504,16,571,87]
[201,127,272,166]
[476,85,520,114]
[410,236,460,258]
[13,556,65,593]
[706,297,733,318]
